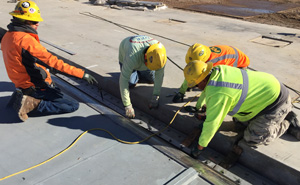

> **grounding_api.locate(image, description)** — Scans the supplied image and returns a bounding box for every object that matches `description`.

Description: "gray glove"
[125,104,135,119]
[149,95,159,110]
[184,106,198,113]
[83,72,98,85]
[172,92,184,103]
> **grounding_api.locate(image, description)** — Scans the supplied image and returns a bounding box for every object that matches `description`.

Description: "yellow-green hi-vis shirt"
[196,65,280,147]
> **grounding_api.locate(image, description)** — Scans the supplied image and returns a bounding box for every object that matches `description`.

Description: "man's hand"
[195,112,206,121]
[149,95,159,109]
[191,144,204,158]
[125,104,135,119]
[83,72,98,85]
[172,92,184,103]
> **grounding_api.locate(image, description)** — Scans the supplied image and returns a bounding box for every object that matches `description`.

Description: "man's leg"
[119,62,138,88]
[33,86,79,114]
[13,89,41,121]
[244,96,292,146]
[137,69,155,84]
[128,70,139,88]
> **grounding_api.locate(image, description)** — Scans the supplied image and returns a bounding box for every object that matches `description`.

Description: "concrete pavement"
[1,0,300,184]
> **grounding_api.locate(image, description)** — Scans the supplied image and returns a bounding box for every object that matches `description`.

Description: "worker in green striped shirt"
[183,60,299,158]
[119,35,167,118]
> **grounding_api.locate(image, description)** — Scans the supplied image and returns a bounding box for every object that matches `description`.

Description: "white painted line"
[86,65,98,69]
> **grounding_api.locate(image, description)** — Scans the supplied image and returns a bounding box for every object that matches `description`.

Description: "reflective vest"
[209,45,250,68]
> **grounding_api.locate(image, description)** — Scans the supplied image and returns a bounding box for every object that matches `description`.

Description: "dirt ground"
[145,0,300,30]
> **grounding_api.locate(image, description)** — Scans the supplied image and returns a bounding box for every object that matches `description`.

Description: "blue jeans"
[119,62,155,87]
[31,85,79,114]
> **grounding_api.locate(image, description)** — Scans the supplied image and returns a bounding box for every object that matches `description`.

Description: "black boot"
[285,111,300,140]
[287,126,300,140]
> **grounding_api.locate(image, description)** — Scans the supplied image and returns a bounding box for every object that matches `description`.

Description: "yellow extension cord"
[1,91,299,181]
[0,95,200,181]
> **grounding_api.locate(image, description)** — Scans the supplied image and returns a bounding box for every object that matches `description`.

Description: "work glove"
[125,104,135,119]
[191,144,204,159]
[149,95,159,110]
[184,106,198,113]
[172,92,184,103]
[195,112,206,121]
[83,72,98,85]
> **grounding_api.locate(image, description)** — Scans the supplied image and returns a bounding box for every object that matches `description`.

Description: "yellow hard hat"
[145,42,167,71]
[9,1,43,22]
[185,43,211,64]
[184,60,213,87]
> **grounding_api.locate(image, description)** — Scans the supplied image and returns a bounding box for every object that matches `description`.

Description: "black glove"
[83,72,98,85]
[195,112,206,121]
[149,95,159,110]
[172,92,184,103]
[191,144,204,158]
[184,106,198,113]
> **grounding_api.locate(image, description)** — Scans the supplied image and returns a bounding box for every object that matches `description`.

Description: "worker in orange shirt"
[172,43,250,103]
[1,1,98,121]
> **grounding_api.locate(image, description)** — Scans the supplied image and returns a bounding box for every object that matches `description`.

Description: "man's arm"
[152,66,165,97]
[198,93,233,147]
[179,79,189,94]
[26,36,85,78]
[119,61,134,107]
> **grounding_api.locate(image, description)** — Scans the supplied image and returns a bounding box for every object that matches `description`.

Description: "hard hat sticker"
[149,56,153,63]
[29,8,35,13]
[22,2,30,8]
[199,49,204,56]
[17,7,26,15]
[210,46,221,54]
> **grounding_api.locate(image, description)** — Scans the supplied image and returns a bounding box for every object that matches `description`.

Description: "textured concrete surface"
[0,51,211,185]
[0,0,300,184]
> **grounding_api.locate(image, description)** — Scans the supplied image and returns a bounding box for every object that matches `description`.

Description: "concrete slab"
[0,51,210,184]
[1,0,300,184]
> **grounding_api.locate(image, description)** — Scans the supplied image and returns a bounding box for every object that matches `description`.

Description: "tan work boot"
[13,90,41,122]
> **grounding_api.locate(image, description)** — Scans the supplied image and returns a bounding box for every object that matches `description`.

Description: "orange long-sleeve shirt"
[1,30,84,89]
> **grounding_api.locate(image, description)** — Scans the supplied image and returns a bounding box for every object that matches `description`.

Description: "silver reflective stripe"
[207,69,249,116]
[209,46,239,67]
[229,69,248,115]
[231,47,239,67]
[207,80,242,89]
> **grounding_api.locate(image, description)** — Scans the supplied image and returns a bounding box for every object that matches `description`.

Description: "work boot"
[285,111,300,127]
[287,126,300,140]
[13,91,41,122]
[285,111,300,140]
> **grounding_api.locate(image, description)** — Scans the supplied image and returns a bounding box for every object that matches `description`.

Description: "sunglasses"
[30,21,39,25]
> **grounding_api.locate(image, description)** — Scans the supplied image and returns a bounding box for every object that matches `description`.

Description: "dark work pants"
[30,85,79,114]
[119,62,155,87]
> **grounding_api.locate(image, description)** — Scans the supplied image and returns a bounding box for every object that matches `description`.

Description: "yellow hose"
[0,94,200,181]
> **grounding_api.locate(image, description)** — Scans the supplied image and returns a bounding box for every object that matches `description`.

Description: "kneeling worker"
[119,35,167,119]
[1,1,98,121]
[183,60,299,158]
